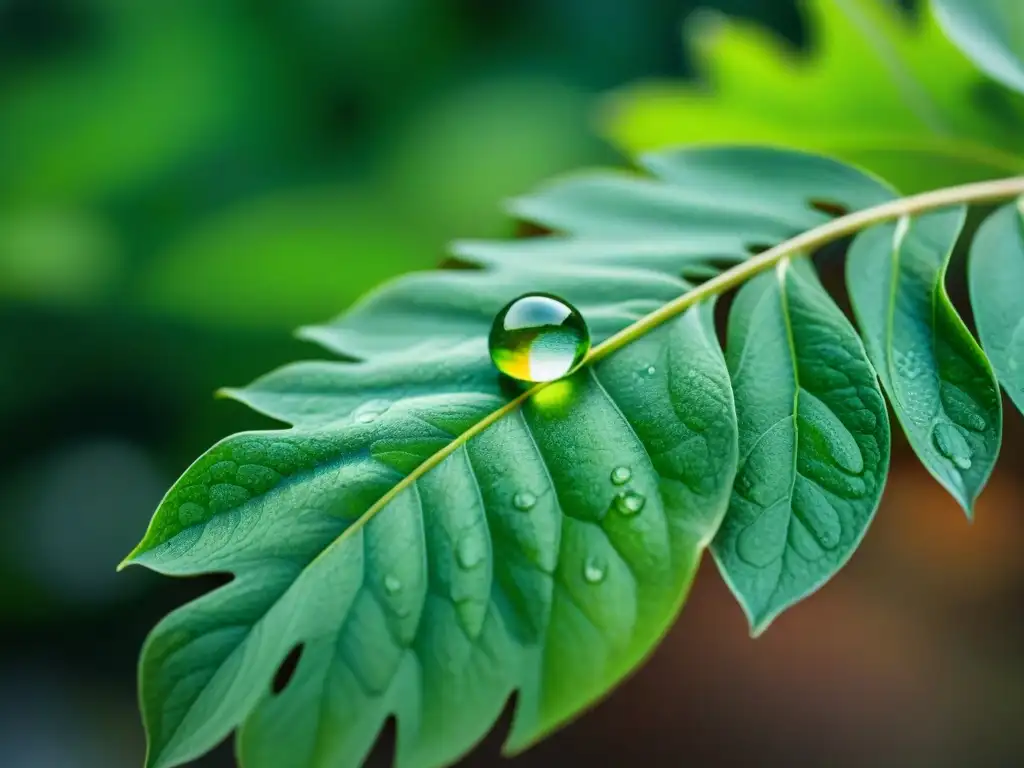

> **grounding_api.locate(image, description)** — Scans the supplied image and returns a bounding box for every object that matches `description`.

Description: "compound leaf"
[125,147,894,768]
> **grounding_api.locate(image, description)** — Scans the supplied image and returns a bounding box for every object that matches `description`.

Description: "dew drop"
[932,422,973,471]
[456,537,485,570]
[489,293,590,383]
[894,349,923,381]
[383,575,402,595]
[513,491,537,511]
[610,466,632,486]
[353,399,391,424]
[613,490,645,516]
[583,556,607,584]
[646,366,656,376]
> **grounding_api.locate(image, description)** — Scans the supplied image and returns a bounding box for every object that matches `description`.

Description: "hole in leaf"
[809,199,849,218]
[365,715,398,765]
[514,220,553,239]
[744,242,775,256]
[713,284,737,351]
[271,643,305,695]
[437,255,482,271]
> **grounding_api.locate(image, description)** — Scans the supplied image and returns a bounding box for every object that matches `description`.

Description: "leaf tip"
[116,550,140,572]
[215,387,239,402]
[747,606,779,638]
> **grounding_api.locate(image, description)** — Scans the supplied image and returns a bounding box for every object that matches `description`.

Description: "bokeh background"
[2,0,1023,766]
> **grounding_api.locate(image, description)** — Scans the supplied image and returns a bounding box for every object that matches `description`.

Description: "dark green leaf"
[934,0,1024,95]
[969,198,1024,414]
[713,258,891,635]
[124,147,894,768]
[847,207,1002,515]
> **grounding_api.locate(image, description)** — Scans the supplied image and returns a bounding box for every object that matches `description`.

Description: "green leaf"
[846,207,1002,516]
[600,0,1024,192]
[969,197,1024,414]
[123,147,895,768]
[934,0,1024,95]
[712,258,890,635]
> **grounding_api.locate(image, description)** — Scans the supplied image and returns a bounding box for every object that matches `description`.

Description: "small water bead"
[932,422,973,471]
[645,366,656,376]
[353,399,391,424]
[513,490,537,511]
[610,466,632,486]
[456,537,485,570]
[583,556,607,584]
[613,490,645,516]
[383,575,402,596]
[489,293,590,383]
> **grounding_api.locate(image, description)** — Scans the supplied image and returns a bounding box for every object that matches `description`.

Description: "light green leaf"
[847,207,1002,516]
[600,0,1024,192]
[0,8,261,205]
[713,258,891,635]
[123,147,894,768]
[934,0,1024,95]
[969,197,1024,414]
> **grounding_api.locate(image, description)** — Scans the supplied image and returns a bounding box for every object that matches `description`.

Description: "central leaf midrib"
[775,259,802,589]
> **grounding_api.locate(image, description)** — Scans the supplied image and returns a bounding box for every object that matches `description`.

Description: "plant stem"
[308,176,1024,550]
[590,175,1024,362]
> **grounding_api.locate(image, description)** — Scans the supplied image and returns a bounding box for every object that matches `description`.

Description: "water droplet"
[894,349,923,381]
[613,490,645,516]
[932,422,973,471]
[456,537,485,570]
[513,491,537,511]
[583,556,607,584]
[353,399,391,424]
[489,293,590,383]
[646,366,656,376]
[610,466,632,486]
[383,575,402,595]
[959,411,987,433]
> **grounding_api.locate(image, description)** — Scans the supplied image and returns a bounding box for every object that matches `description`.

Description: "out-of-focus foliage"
[934,0,1024,95]
[601,0,1024,192]
[0,2,728,762]
[10,0,1024,766]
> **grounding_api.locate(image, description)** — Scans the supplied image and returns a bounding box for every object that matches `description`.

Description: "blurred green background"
[3,1,1024,766]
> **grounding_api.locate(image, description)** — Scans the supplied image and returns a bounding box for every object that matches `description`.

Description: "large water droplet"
[613,490,645,516]
[456,537,485,570]
[513,491,537,511]
[933,422,973,471]
[610,466,632,486]
[489,293,590,383]
[383,575,402,595]
[583,556,607,584]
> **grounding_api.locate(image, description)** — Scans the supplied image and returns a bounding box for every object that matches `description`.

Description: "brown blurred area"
[495,430,1024,767]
